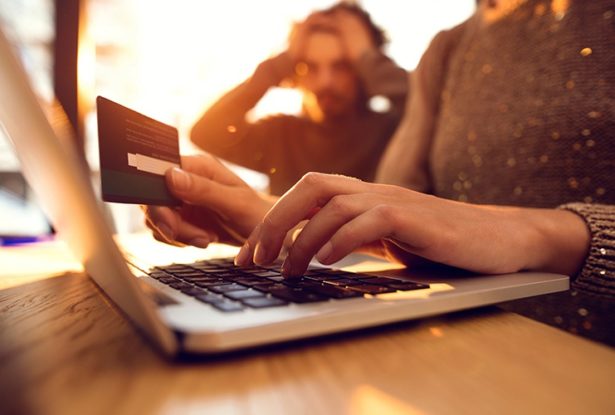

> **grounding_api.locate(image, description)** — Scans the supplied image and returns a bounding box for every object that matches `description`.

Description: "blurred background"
[0,0,475,239]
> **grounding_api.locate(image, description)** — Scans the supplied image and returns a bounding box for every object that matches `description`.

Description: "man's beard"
[316,90,350,118]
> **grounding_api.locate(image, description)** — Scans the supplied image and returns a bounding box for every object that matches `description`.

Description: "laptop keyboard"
[148,258,430,312]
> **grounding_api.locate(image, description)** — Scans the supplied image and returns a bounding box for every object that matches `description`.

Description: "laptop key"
[347,284,397,294]
[282,278,321,289]
[211,301,245,312]
[232,277,270,286]
[224,289,265,301]
[212,272,245,278]
[388,282,430,291]
[304,274,344,281]
[305,284,364,299]
[357,277,403,285]
[194,280,229,288]
[168,282,194,290]
[158,265,192,272]
[195,293,225,304]
[157,277,178,284]
[323,278,362,287]
[208,283,248,293]
[172,271,207,278]
[250,282,277,292]
[180,287,207,296]
[320,269,350,275]
[148,271,171,279]
[268,287,328,303]
[242,297,288,308]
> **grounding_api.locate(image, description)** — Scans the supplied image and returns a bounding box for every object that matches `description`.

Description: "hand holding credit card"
[96,96,181,206]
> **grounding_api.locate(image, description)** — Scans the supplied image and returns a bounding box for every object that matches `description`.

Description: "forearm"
[190,52,294,155]
[355,50,408,111]
[520,208,591,275]
[375,71,435,192]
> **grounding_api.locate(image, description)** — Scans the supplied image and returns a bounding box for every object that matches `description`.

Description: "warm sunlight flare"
[88,1,474,142]
[350,385,427,415]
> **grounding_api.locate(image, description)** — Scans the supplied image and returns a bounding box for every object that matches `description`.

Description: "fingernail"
[316,242,333,263]
[157,223,174,241]
[190,237,210,248]
[254,242,267,265]
[235,243,250,266]
[171,167,191,190]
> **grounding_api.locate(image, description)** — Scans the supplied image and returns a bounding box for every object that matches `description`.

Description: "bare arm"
[190,53,294,171]
[375,23,468,191]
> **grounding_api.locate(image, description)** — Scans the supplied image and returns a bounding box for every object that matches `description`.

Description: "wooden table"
[1,240,614,415]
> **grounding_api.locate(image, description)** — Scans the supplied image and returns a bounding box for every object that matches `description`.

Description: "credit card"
[96,96,181,206]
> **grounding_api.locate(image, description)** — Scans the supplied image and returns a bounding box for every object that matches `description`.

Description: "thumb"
[165,166,235,213]
[166,166,192,193]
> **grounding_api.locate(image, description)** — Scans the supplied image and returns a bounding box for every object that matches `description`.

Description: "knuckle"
[373,204,401,228]
[261,214,281,233]
[299,171,327,188]
[327,195,351,216]
[335,226,357,244]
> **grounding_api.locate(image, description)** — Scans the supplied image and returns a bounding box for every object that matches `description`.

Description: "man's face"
[298,32,360,120]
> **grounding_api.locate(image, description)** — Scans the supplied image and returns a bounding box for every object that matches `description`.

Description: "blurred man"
[190,3,408,195]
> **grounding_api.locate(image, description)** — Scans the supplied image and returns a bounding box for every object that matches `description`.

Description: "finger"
[152,230,185,248]
[283,193,378,276]
[171,219,217,248]
[145,205,215,248]
[165,166,246,218]
[250,173,372,266]
[180,154,244,187]
[235,223,262,266]
[315,205,398,266]
[143,206,180,242]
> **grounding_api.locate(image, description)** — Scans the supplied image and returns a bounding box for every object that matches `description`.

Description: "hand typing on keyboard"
[144,155,588,282]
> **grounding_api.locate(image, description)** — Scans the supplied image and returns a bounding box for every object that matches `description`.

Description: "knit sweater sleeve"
[558,203,615,297]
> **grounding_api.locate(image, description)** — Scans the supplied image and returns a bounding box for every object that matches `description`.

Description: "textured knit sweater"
[377,0,614,343]
[191,51,408,195]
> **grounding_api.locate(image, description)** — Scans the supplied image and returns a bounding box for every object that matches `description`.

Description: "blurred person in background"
[190,2,408,195]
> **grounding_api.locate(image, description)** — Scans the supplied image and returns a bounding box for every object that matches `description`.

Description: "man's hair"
[293,2,388,50]
[321,2,388,49]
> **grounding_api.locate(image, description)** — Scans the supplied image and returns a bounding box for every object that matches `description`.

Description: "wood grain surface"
[2,268,615,415]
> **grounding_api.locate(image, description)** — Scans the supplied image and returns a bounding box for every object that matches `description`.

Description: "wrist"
[257,52,294,84]
[522,208,590,275]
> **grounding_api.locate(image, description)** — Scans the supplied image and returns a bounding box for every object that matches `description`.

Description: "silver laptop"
[0,28,569,356]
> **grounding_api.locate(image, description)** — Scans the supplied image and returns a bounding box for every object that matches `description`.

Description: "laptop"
[0,28,569,356]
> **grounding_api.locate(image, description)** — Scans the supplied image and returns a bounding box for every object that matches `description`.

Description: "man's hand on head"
[333,9,376,62]
[288,12,336,63]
